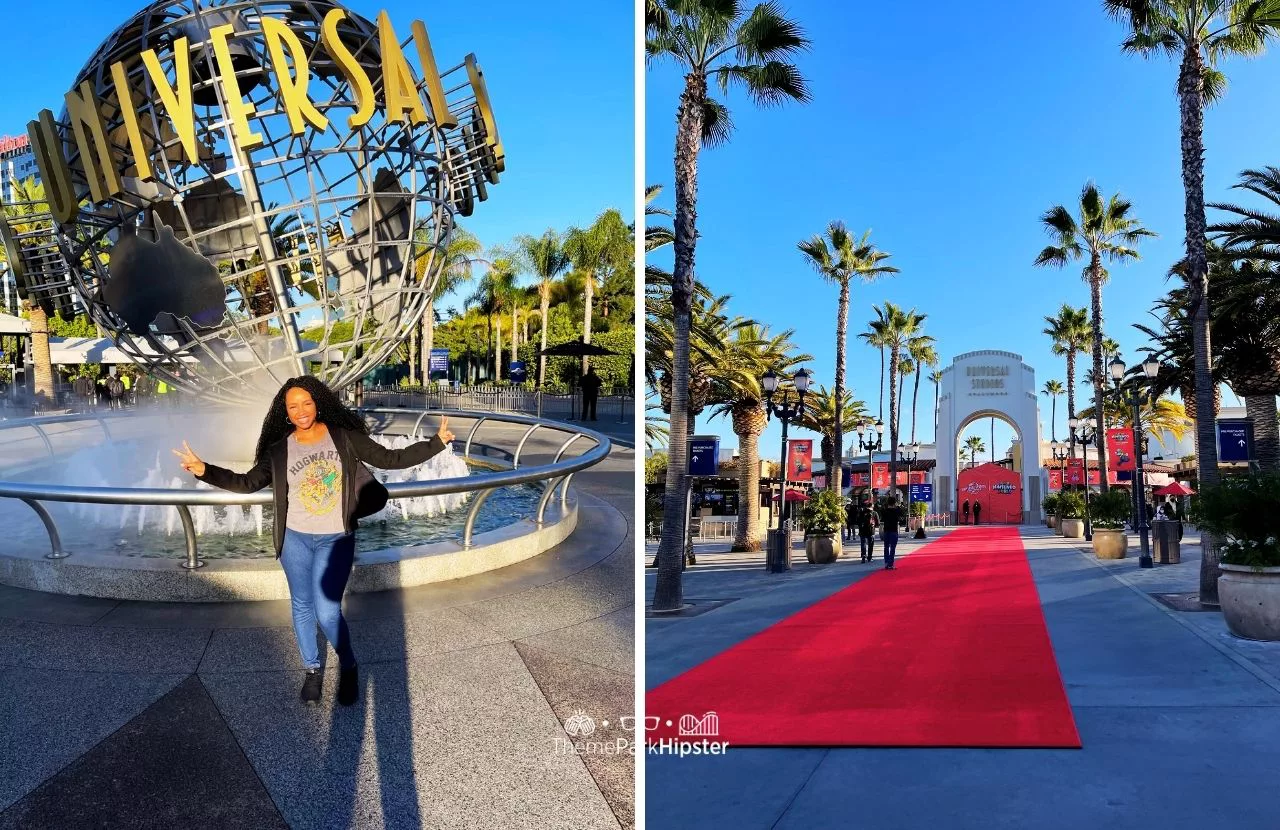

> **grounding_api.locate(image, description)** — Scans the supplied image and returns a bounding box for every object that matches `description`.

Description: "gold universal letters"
[63,80,123,203]
[464,54,503,174]
[261,17,329,135]
[140,36,201,165]
[321,9,375,129]
[107,62,154,180]
[208,23,263,149]
[377,12,429,125]
[26,109,77,222]
[410,21,458,130]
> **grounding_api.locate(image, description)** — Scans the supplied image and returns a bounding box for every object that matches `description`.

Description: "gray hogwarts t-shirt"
[285,431,346,534]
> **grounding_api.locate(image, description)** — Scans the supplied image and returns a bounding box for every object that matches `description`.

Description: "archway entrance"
[935,351,1043,524]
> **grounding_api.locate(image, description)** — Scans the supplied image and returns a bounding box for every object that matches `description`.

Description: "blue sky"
[646,0,1280,462]
[0,0,633,310]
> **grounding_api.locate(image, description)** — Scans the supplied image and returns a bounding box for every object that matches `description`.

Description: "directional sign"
[428,348,450,378]
[909,483,933,503]
[688,436,720,476]
[1218,421,1253,463]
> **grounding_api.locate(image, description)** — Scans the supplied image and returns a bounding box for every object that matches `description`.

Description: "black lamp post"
[1069,415,1099,541]
[1109,356,1161,569]
[855,418,885,500]
[763,368,810,571]
[900,441,923,537]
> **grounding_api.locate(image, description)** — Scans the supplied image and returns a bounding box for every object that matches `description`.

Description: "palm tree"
[1042,379,1065,441]
[1034,181,1156,491]
[0,177,56,403]
[796,385,869,493]
[564,209,631,373]
[963,435,985,469]
[647,0,811,610]
[897,356,914,448]
[1210,166,1280,260]
[415,226,480,385]
[1098,391,1193,450]
[1106,0,1280,602]
[1043,304,1093,457]
[798,222,898,492]
[867,303,926,495]
[930,368,944,438]
[466,258,520,381]
[709,324,811,551]
[860,313,891,422]
[516,230,569,388]
[1212,261,1280,469]
[908,338,937,444]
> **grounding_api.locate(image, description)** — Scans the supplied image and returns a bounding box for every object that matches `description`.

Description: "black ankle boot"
[300,668,323,705]
[337,665,359,706]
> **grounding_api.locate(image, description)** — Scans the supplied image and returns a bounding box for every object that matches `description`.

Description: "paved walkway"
[646,525,1280,829]
[0,445,636,830]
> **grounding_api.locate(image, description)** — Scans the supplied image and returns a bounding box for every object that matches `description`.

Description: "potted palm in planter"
[1042,494,1060,528]
[1088,489,1131,559]
[1057,491,1085,538]
[1195,474,1280,641]
[802,489,844,564]
[910,500,929,538]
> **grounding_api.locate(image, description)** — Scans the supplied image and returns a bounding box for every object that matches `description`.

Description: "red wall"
[956,463,1022,524]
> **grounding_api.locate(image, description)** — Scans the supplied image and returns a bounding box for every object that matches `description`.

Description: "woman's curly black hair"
[254,376,368,464]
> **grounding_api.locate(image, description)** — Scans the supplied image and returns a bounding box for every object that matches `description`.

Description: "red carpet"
[646,527,1081,747]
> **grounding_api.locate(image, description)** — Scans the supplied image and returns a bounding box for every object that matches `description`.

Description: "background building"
[1,133,40,317]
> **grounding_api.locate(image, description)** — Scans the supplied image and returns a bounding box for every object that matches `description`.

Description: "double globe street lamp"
[1108,355,1162,569]
[900,441,922,537]
[855,418,885,498]
[1068,415,1099,541]
[762,367,810,573]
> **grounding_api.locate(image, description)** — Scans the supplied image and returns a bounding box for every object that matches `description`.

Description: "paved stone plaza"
[646,526,1280,829]
[0,442,636,830]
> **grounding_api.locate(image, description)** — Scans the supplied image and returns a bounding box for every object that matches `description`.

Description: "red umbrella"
[1153,481,1196,496]
[772,489,811,502]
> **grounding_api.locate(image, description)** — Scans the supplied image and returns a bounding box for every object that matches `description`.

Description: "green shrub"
[1042,494,1060,515]
[1057,491,1085,519]
[802,489,845,534]
[1194,474,1280,568]
[1089,489,1133,530]
[910,500,928,517]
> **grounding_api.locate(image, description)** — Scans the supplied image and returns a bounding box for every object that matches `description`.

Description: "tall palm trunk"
[910,366,922,444]
[1050,395,1057,442]
[887,347,900,494]
[877,347,885,421]
[896,371,906,449]
[1245,394,1279,471]
[1066,349,1078,459]
[731,401,766,551]
[409,325,418,385]
[653,70,706,611]
[494,318,502,381]
[831,279,849,492]
[511,305,518,370]
[538,285,550,388]
[1179,42,1221,603]
[28,304,53,403]
[1089,255,1110,492]
[582,273,595,375]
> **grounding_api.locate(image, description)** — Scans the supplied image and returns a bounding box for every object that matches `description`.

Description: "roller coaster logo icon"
[678,711,721,738]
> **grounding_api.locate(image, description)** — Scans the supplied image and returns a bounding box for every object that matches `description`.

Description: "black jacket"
[196,425,447,558]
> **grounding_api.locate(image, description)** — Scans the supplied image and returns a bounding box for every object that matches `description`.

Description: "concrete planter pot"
[805,532,841,564]
[1219,564,1280,641]
[1047,516,1058,529]
[1060,518,1084,538]
[1091,529,1128,559]
[1054,517,1065,536]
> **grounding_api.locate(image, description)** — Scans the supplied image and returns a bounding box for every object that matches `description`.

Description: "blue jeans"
[883,531,899,567]
[280,529,357,670]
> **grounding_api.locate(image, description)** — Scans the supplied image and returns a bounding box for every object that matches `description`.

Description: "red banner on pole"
[871,462,889,489]
[1107,428,1136,472]
[1065,458,1084,486]
[1048,469,1063,491]
[786,439,813,481]
[851,472,870,487]
[910,470,926,484]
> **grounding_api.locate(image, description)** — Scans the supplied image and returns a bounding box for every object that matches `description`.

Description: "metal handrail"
[0,408,610,569]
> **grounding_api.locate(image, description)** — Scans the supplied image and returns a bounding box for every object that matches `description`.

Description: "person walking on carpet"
[962,499,970,525]
[845,498,857,542]
[877,495,907,569]
[855,497,878,562]
[972,501,982,525]
[173,376,454,707]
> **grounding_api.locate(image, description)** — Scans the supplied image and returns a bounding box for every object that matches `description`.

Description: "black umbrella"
[539,336,618,357]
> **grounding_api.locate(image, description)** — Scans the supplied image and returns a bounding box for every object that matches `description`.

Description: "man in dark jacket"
[962,499,971,525]
[580,368,603,421]
[973,501,982,525]
[856,497,879,562]
[845,499,858,541]
[877,496,908,569]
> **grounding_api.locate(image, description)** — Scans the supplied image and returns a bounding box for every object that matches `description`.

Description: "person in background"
[962,499,971,525]
[972,500,982,525]
[845,498,858,542]
[856,496,879,563]
[580,367,603,421]
[877,495,908,569]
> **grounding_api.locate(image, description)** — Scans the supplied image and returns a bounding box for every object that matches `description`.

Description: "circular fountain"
[0,407,608,601]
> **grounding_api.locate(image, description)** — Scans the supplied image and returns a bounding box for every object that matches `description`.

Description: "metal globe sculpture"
[8,0,502,403]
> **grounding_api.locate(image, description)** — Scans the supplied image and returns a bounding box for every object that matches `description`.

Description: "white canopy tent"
[0,312,29,335]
